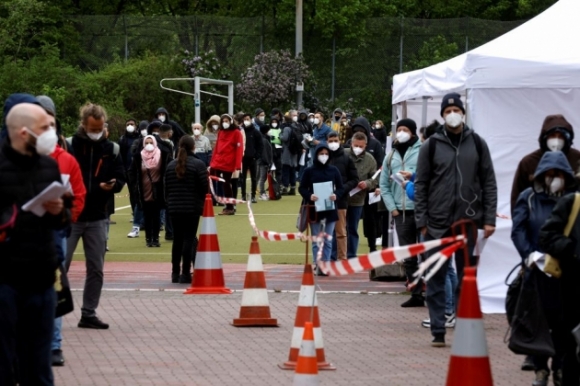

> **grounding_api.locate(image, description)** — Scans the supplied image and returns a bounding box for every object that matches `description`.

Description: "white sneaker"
[421,313,456,329]
[259,193,269,201]
[127,227,139,238]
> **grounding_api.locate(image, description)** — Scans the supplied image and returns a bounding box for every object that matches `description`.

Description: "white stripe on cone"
[293,374,319,386]
[240,289,270,307]
[299,339,316,358]
[246,254,264,272]
[200,217,217,235]
[194,252,224,269]
[451,318,489,357]
[297,286,318,307]
[291,326,324,349]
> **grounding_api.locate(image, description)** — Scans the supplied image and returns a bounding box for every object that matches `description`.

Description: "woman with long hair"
[129,135,171,247]
[165,136,208,283]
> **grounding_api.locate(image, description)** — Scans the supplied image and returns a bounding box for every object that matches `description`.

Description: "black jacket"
[243,125,264,160]
[328,146,359,209]
[347,117,385,166]
[70,129,126,222]
[539,192,580,330]
[129,147,172,207]
[259,134,273,166]
[165,153,208,215]
[118,131,141,171]
[155,107,187,146]
[0,141,70,291]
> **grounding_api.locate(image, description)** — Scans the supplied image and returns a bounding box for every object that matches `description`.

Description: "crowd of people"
[0,90,579,386]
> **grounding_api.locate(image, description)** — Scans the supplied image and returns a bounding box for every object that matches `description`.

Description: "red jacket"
[210,128,243,173]
[51,146,86,222]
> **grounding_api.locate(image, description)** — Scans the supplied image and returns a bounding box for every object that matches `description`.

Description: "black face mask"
[334,115,341,121]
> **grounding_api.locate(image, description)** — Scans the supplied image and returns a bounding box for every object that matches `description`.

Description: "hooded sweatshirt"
[204,115,220,149]
[510,114,580,212]
[330,108,343,133]
[348,117,385,167]
[154,107,187,145]
[298,143,344,223]
[50,146,86,223]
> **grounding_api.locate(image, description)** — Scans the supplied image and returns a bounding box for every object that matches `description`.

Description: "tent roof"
[393,0,580,104]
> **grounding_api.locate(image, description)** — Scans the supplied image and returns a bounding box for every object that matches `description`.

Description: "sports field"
[73,186,371,264]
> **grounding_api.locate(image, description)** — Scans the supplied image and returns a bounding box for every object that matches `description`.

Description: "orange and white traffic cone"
[446,267,493,386]
[293,321,320,386]
[184,194,232,295]
[232,236,278,327]
[279,263,335,370]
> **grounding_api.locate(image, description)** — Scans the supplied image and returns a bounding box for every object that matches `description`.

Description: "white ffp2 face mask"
[318,154,329,164]
[445,112,463,128]
[222,122,230,129]
[352,146,364,156]
[244,121,252,127]
[396,131,411,143]
[314,118,320,125]
[193,129,201,136]
[546,176,565,193]
[141,129,148,137]
[547,138,565,152]
[126,125,135,133]
[292,116,298,122]
[158,115,166,122]
[271,123,278,128]
[87,131,103,141]
[328,142,340,151]
[212,124,219,131]
[144,144,155,152]
[27,128,58,155]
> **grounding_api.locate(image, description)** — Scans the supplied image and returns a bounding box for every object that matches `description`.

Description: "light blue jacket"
[380,139,421,213]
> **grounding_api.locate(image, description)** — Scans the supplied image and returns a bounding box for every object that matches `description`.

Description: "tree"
[236,49,314,111]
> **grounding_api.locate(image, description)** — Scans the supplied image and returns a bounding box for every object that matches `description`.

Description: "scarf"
[141,135,161,169]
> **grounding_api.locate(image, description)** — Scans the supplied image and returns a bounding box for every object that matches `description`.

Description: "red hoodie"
[51,146,86,222]
[210,128,243,173]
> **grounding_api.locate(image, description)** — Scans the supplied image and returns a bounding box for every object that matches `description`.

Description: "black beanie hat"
[396,119,417,135]
[440,92,465,116]
[254,108,264,117]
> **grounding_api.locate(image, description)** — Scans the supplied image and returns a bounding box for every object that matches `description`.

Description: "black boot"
[179,273,192,284]
[171,273,179,283]
[152,238,161,247]
[400,295,425,308]
[288,186,296,195]
[146,239,153,247]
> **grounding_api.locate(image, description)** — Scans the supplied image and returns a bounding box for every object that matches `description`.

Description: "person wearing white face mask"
[380,118,424,307]
[512,151,576,386]
[414,92,497,348]
[253,108,266,131]
[191,122,212,167]
[0,100,71,384]
[118,118,140,173]
[204,115,220,150]
[299,143,344,275]
[65,103,126,331]
[345,132,378,260]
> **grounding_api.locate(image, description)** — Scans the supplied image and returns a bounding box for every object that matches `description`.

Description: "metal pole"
[228,82,234,116]
[421,96,428,128]
[194,77,200,124]
[331,36,336,103]
[399,16,404,73]
[296,0,303,109]
[124,15,128,63]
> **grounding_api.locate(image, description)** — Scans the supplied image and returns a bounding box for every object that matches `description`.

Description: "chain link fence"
[71,15,524,112]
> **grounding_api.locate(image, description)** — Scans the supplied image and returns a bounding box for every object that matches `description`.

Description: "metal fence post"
[399,16,404,73]
[331,36,336,103]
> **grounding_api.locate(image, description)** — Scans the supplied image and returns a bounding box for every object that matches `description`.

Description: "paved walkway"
[54,291,530,385]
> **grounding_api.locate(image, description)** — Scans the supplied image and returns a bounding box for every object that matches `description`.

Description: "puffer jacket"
[328,146,359,210]
[165,153,208,216]
[380,138,421,213]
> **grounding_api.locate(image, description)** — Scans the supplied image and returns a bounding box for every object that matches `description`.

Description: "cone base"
[278,361,336,371]
[184,287,233,295]
[447,357,493,386]
[232,318,279,327]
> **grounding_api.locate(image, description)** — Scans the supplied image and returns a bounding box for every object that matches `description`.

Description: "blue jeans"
[0,284,56,385]
[52,231,67,351]
[346,206,364,258]
[310,221,336,262]
[445,265,458,315]
[132,204,144,228]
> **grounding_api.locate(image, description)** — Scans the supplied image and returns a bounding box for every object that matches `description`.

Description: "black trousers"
[210,169,234,210]
[143,200,162,242]
[170,214,200,275]
[362,198,382,252]
[394,212,423,296]
[241,156,257,199]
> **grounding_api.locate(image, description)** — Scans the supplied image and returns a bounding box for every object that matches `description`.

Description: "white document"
[22,181,67,217]
[527,251,548,273]
[391,173,405,187]
[270,164,276,171]
[349,186,362,197]
[313,181,334,212]
[369,192,381,205]
[474,229,488,256]
[298,152,306,166]
[61,174,73,194]
[371,168,381,180]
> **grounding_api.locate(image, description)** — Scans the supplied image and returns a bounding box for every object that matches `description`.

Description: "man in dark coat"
[0,101,70,385]
[154,107,187,146]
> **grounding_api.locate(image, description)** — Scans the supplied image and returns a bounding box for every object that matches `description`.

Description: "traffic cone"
[184,194,232,295]
[232,236,278,327]
[446,267,493,386]
[293,322,320,386]
[279,263,335,370]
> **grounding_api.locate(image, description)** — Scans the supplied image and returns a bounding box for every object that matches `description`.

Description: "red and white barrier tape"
[315,236,464,277]
[411,241,464,283]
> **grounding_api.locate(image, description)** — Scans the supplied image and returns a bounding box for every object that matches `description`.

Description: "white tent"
[392,0,580,313]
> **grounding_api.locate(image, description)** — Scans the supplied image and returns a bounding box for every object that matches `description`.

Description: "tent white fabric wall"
[392,0,580,313]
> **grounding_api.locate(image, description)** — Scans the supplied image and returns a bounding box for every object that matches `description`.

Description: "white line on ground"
[114,205,132,211]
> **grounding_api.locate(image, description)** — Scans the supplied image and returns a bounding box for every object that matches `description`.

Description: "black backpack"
[288,126,303,155]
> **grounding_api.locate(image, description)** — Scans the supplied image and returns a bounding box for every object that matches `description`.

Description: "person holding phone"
[299,143,344,276]
[129,135,171,247]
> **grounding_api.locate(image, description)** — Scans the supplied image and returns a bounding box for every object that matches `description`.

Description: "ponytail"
[176,136,195,179]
